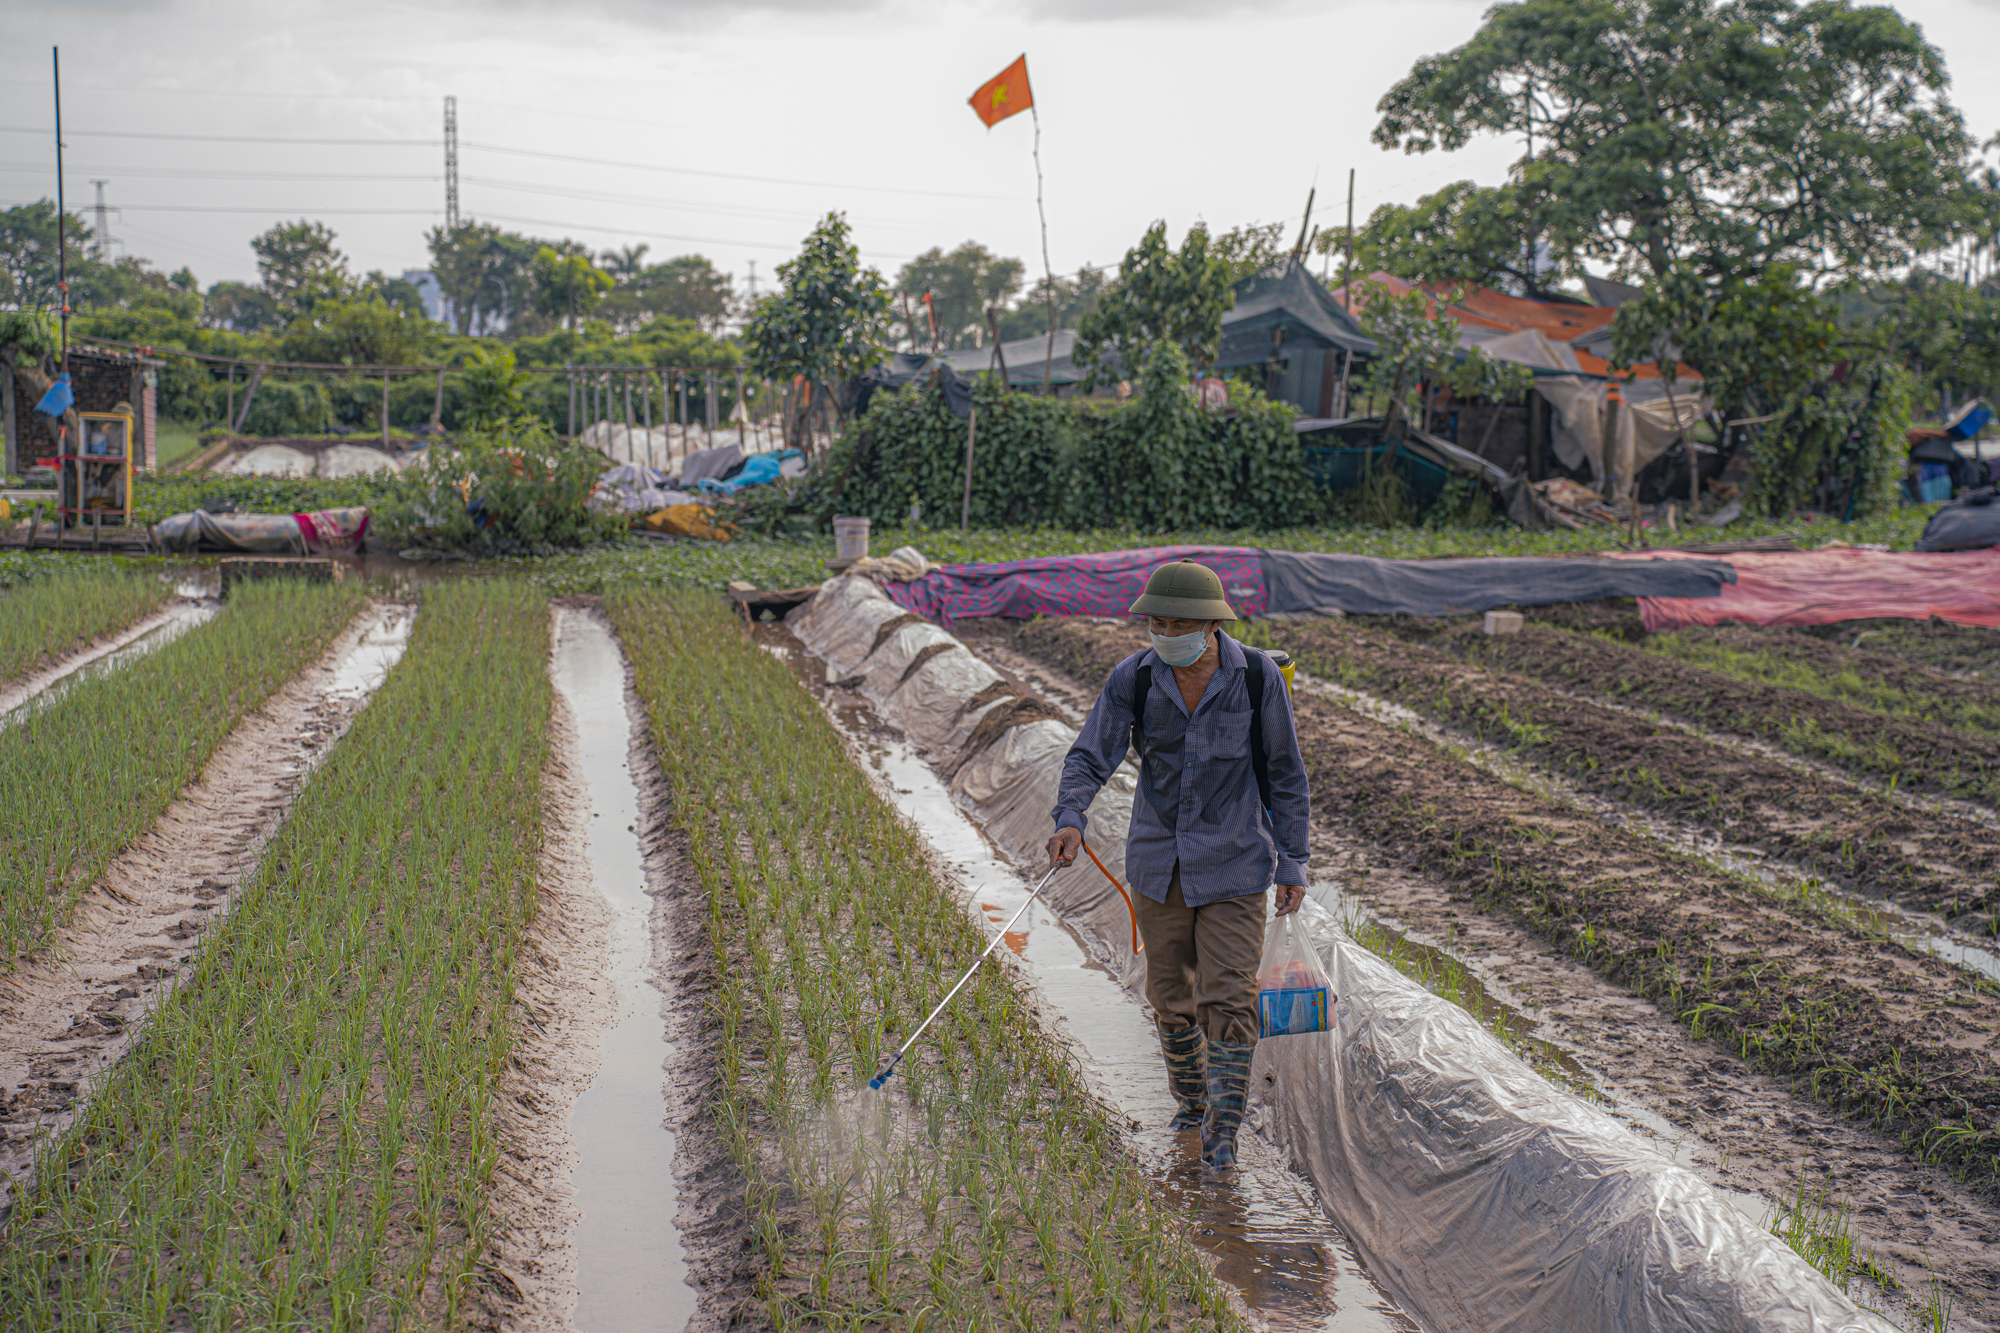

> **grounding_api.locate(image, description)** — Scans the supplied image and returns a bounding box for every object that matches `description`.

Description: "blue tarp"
[1259,550,1737,617]
[696,449,802,496]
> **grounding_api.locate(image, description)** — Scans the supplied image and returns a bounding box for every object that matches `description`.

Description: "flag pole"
[53,46,66,376]
[1032,101,1055,395]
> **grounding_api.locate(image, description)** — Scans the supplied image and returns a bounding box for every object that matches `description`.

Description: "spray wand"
[868,840,1146,1090]
[870,863,1062,1089]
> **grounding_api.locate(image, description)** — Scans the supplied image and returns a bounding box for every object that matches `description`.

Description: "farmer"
[1047,559,1310,1170]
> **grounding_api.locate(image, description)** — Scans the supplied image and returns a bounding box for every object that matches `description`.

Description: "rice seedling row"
[1002,616,2000,1198]
[1257,618,2000,931]
[0,603,415,1214]
[1385,617,2000,809]
[605,588,1251,1332]
[0,581,550,1329]
[0,567,169,689]
[0,578,365,963]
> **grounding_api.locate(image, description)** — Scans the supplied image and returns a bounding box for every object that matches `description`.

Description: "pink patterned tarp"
[1624,546,2000,630]
[881,546,1269,624]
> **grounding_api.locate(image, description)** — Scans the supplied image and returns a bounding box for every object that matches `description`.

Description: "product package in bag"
[1257,914,1335,1038]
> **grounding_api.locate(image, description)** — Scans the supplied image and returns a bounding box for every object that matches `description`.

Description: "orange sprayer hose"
[1080,839,1145,956]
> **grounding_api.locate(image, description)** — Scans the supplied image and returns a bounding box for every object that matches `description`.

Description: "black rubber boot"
[1159,1023,1207,1131]
[1201,1039,1255,1168]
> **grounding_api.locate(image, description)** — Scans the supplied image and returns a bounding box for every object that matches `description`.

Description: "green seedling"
[605,588,1253,1333]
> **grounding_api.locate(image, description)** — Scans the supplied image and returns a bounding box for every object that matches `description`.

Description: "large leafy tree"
[251,219,349,313]
[895,242,1025,350]
[743,212,892,430]
[1323,180,1574,295]
[426,221,541,335]
[1373,0,1976,289]
[601,254,736,334]
[530,244,612,330]
[1073,221,1237,381]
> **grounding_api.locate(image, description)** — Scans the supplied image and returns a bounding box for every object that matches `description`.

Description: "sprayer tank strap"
[1133,632,1276,818]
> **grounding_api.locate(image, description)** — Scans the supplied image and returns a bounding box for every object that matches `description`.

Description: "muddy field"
[5,561,1997,1333]
[965,613,2000,1330]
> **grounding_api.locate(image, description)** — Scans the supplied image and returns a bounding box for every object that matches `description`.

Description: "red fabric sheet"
[1628,547,2000,631]
[881,546,1268,625]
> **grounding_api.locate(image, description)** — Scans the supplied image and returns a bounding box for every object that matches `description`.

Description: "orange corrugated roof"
[1330,272,1699,382]
[1441,285,1615,340]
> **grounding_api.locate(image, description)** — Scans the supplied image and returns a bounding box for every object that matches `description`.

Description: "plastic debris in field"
[695,449,803,496]
[1257,915,1334,1037]
[643,503,736,542]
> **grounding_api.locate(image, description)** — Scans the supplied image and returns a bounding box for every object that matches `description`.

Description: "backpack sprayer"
[869,839,1143,1089]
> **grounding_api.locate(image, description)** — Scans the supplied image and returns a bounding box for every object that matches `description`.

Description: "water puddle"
[325,603,413,701]
[552,607,696,1333]
[0,600,215,722]
[770,639,1416,1333]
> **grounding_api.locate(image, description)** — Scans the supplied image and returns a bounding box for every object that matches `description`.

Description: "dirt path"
[0,599,211,719]
[1267,619,2000,929]
[0,602,409,1212]
[483,692,615,1332]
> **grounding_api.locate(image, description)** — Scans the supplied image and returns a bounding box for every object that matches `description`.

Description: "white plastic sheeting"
[786,573,1896,1333]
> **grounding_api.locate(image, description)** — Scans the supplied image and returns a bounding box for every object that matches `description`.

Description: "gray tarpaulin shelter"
[1216,259,1378,417]
[1260,549,1736,616]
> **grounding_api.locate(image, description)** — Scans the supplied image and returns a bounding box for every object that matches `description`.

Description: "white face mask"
[1149,627,1209,667]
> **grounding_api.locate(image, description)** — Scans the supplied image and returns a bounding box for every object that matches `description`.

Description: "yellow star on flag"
[970,56,1032,128]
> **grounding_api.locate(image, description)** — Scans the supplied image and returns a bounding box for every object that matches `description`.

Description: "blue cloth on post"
[34,373,73,418]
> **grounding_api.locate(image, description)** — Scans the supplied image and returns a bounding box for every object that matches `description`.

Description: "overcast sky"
[3,0,1998,297]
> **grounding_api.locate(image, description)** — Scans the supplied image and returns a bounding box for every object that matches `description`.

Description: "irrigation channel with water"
[550,607,698,1330]
[766,630,1415,1331]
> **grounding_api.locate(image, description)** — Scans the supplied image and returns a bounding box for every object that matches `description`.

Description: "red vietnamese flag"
[969,55,1033,128]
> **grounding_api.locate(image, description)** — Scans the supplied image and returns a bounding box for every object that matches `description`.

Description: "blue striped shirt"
[1053,633,1310,906]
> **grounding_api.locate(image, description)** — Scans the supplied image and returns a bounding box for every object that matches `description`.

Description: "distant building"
[402,269,448,324]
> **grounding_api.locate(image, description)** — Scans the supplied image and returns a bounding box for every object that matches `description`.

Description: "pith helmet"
[1128,559,1239,621]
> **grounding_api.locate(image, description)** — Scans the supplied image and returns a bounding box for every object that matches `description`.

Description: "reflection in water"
[775,638,1416,1333]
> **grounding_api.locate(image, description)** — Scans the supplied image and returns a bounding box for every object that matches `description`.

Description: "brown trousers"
[1136,865,1267,1044]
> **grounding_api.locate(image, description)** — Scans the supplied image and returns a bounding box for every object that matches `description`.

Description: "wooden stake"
[961,406,978,531]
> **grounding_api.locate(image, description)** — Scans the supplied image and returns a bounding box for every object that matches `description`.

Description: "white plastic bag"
[1257,913,1334,1038]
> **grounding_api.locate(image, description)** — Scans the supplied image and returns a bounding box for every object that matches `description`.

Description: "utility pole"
[1343,168,1355,313]
[443,95,459,230]
[88,179,116,260]
[746,260,757,302]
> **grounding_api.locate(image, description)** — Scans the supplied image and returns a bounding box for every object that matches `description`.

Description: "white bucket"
[832,516,871,562]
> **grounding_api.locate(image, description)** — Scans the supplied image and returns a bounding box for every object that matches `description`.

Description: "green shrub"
[818,341,1317,533]
[374,419,623,553]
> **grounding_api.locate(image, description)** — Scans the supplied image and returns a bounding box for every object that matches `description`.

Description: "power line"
[98,204,440,216]
[460,175,924,230]
[0,161,439,181]
[462,141,1021,203]
[0,125,438,146]
[471,209,918,262]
